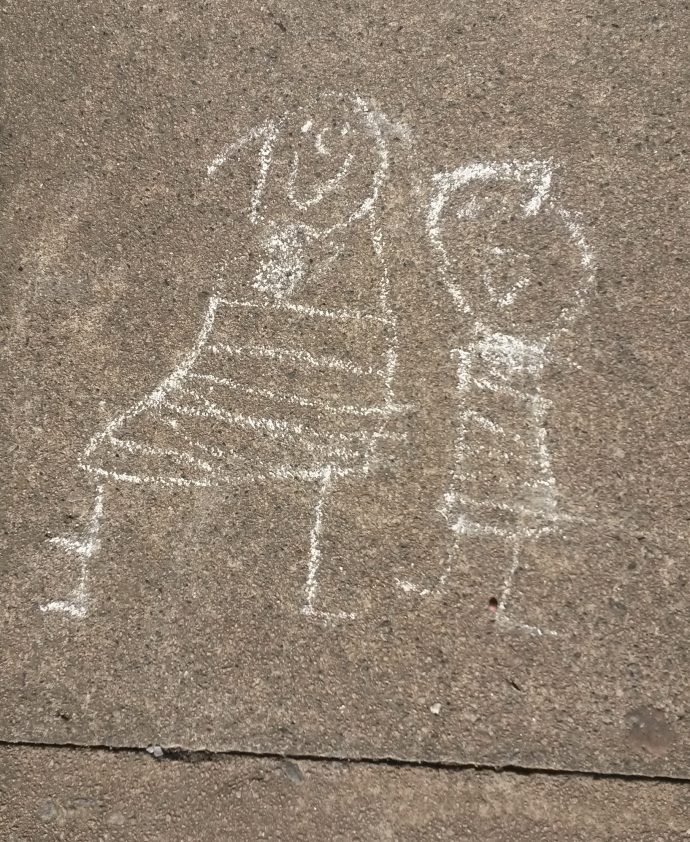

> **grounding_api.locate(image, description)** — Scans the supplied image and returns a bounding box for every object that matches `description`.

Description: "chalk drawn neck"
[253,223,318,299]
[469,323,549,378]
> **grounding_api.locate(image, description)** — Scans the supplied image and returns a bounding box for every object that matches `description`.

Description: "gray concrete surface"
[2,0,689,834]
[1,745,688,841]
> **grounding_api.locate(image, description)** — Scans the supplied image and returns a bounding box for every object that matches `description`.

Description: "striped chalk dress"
[80,221,402,490]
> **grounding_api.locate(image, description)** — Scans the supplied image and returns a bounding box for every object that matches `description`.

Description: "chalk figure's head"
[428,161,595,341]
[253,94,389,237]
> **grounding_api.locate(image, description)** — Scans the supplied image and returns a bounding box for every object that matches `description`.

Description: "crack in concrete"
[0,738,688,785]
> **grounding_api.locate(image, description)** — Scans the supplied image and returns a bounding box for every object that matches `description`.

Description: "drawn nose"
[480,245,533,311]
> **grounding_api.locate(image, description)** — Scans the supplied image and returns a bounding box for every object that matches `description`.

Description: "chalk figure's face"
[261,97,385,234]
[431,166,591,339]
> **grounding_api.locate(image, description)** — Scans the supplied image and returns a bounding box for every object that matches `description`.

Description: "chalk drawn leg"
[301,467,356,623]
[40,483,105,619]
[495,530,557,637]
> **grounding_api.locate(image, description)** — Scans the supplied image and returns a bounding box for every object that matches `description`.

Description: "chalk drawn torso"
[85,98,399,491]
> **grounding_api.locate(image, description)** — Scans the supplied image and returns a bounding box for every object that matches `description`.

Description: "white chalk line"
[495,536,558,637]
[107,434,220,474]
[304,467,331,608]
[460,409,522,441]
[82,294,222,465]
[205,121,277,181]
[394,516,453,600]
[81,460,358,489]
[210,342,385,378]
[173,384,404,448]
[187,372,405,418]
[483,258,533,310]
[158,411,236,462]
[394,578,432,596]
[217,296,393,326]
[164,388,306,438]
[301,467,356,622]
[361,189,399,476]
[251,123,281,224]
[446,494,573,517]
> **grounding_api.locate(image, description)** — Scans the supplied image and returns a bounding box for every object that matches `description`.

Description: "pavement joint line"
[0,738,688,786]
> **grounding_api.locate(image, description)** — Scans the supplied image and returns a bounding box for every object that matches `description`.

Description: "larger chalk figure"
[41,94,406,622]
[427,161,596,635]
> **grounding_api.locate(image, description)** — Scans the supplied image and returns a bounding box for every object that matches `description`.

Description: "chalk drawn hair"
[207,93,391,237]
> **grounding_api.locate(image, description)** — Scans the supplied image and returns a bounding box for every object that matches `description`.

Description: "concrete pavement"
[2,0,688,836]
[2,746,689,840]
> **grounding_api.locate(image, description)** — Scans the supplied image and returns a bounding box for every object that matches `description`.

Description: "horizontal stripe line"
[165,391,305,438]
[171,388,400,449]
[210,343,383,377]
[187,373,401,418]
[218,297,393,325]
[108,435,218,473]
[81,462,358,487]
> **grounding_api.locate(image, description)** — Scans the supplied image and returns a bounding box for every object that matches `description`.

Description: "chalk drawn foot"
[394,574,448,598]
[494,609,557,638]
[300,468,357,624]
[40,535,93,619]
[41,597,88,619]
[492,539,558,638]
[394,513,454,599]
[301,605,357,625]
[40,486,105,620]
[393,558,450,598]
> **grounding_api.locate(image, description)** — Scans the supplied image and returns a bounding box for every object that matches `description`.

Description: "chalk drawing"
[40,97,596,635]
[42,93,405,623]
[415,159,596,636]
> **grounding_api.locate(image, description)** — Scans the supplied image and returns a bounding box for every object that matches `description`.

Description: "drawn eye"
[300,120,330,155]
[456,196,483,220]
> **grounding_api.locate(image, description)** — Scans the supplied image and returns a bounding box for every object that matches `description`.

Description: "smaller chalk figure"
[426,161,595,635]
[41,94,407,622]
